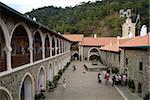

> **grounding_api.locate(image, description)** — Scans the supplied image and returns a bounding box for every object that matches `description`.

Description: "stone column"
[42,46,45,59]
[5,46,12,70]
[59,39,61,54]
[50,38,52,57]
[28,47,33,63]
[55,38,57,55]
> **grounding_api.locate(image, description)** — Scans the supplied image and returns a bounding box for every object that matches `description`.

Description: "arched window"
[0,27,6,72]
[33,31,42,61]
[11,25,29,68]
[52,37,55,56]
[138,83,142,93]
[45,35,50,58]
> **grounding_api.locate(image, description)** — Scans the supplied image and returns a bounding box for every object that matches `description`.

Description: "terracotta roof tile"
[63,34,83,42]
[80,37,117,46]
[120,33,150,47]
[100,44,120,52]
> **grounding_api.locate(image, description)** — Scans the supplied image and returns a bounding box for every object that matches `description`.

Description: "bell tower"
[120,9,136,38]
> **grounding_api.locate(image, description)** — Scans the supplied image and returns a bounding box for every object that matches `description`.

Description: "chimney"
[94,34,97,38]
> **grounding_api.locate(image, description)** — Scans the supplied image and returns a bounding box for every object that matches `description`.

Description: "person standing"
[63,78,67,88]
[98,73,102,83]
[112,75,116,86]
[72,65,76,71]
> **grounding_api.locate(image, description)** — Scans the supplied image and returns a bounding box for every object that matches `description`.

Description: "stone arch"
[10,22,32,48]
[47,61,53,81]
[52,36,56,56]
[19,73,35,100]
[53,59,59,76]
[33,30,43,61]
[58,58,62,71]
[10,22,31,68]
[72,51,79,60]
[44,34,50,58]
[37,66,46,91]
[0,86,13,100]
[88,47,100,61]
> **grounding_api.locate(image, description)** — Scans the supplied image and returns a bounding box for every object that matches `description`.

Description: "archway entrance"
[0,27,6,72]
[89,54,99,61]
[72,52,79,60]
[21,75,33,100]
[11,25,29,68]
[38,68,45,91]
[0,90,11,100]
[88,48,100,61]
[47,63,53,81]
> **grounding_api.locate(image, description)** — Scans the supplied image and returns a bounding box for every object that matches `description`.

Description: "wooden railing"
[11,54,30,68]
[34,52,42,62]
[0,56,7,72]
[45,51,50,58]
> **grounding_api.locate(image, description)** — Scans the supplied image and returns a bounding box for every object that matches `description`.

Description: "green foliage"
[143,93,150,100]
[26,0,149,36]
[128,80,135,92]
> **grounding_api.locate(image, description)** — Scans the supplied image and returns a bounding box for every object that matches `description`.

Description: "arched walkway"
[45,35,50,58]
[0,86,13,100]
[52,37,56,56]
[20,74,34,100]
[33,31,42,61]
[11,25,30,68]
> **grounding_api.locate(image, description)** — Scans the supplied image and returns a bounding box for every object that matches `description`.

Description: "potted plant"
[128,80,135,92]
[47,81,55,92]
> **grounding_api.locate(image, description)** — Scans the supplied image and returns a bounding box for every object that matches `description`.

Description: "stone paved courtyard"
[45,61,124,100]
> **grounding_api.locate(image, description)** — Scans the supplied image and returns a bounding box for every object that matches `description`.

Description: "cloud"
[0,0,97,13]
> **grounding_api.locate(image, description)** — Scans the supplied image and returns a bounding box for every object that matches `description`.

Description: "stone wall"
[0,51,71,100]
[100,50,120,69]
[120,48,149,97]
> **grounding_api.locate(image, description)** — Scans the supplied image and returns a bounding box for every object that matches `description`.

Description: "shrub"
[143,93,150,100]
[128,80,135,92]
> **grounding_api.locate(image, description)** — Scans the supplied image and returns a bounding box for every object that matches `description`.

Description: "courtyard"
[45,61,124,100]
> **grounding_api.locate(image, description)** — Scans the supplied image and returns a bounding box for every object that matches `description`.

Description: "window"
[126,58,128,65]
[139,62,143,71]
[138,83,142,93]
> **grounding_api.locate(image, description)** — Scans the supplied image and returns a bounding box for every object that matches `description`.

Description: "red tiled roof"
[80,37,117,46]
[100,44,120,52]
[120,33,150,47]
[63,34,83,42]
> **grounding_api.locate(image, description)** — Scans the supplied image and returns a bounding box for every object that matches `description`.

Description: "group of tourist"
[112,74,128,86]
[97,69,127,86]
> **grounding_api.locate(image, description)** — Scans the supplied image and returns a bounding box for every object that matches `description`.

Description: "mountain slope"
[25,0,149,36]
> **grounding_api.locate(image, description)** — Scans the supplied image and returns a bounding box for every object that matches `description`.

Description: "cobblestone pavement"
[45,61,124,100]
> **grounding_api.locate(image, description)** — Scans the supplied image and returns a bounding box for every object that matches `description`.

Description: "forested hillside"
[25,0,149,36]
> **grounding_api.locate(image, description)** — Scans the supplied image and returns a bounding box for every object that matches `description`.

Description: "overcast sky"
[0,0,99,13]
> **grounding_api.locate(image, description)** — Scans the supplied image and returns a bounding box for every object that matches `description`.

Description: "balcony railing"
[11,54,30,68]
[0,56,7,72]
[45,51,50,58]
[34,52,42,61]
